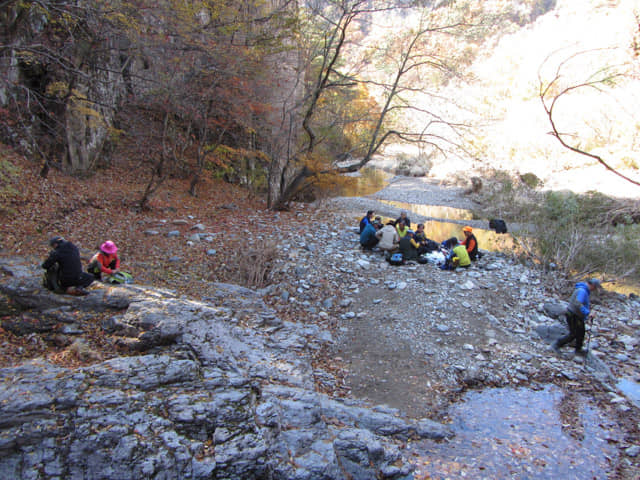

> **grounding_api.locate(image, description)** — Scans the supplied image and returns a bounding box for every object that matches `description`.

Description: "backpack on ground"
[42,265,64,293]
[489,218,508,234]
[417,255,429,264]
[105,272,133,284]
[387,252,404,266]
[424,239,440,252]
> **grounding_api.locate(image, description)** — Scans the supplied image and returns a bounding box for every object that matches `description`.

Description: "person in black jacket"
[42,236,94,295]
[398,231,420,261]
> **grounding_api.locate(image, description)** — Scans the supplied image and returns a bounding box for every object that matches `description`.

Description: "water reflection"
[617,378,640,408]
[382,200,474,221]
[338,168,392,197]
[413,386,618,479]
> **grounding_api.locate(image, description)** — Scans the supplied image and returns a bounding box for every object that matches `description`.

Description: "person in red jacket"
[460,226,479,261]
[88,240,120,280]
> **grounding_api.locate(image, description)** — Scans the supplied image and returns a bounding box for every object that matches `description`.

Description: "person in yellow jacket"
[440,238,471,270]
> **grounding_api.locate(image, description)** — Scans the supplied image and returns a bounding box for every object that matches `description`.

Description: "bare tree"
[267,0,498,209]
[538,49,640,188]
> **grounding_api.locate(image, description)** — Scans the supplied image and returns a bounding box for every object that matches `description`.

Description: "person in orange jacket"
[460,226,479,261]
[88,240,120,280]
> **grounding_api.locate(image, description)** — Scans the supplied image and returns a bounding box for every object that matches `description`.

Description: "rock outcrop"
[0,259,451,479]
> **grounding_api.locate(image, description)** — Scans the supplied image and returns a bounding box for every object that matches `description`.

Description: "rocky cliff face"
[1,3,129,173]
[0,260,451,479]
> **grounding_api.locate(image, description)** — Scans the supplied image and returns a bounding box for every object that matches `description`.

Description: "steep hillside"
[439,0,640,197]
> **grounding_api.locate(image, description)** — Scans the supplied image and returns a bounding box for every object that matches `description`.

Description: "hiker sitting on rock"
[359,210,375,234]
[396,219,410,238]
[360,218,381,250]
[376,220,400,253]
[42,236,93,295]
[553,278,601,357]
[88,240,120,280]
[398,230,420,262]
[460,226,480,261]
[440,238,471,270]
[414,223,439,255]
[396,211,411,230]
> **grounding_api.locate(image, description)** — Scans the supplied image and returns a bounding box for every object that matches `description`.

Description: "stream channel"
[338,170,630,479]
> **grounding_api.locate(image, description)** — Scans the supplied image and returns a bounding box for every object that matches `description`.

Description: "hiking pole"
[584,314,594,367]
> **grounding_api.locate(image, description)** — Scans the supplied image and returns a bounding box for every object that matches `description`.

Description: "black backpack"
[489,219,508,234]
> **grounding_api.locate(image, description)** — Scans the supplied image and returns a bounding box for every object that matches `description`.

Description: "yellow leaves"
[46,82,70,98]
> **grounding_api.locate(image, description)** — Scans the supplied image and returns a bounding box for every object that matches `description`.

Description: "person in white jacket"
[376,221,399,252]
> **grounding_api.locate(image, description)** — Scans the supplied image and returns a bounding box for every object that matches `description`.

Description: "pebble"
[625,445,640,457]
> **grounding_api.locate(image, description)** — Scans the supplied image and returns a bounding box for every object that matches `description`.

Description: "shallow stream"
[411,385,619,479]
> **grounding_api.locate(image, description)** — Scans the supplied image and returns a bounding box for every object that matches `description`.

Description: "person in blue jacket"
[554,278,601,356]
[360,219,380,250]
[359,210,375,233]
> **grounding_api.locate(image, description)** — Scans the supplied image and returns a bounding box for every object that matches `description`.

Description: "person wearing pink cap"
[88,240,121,280]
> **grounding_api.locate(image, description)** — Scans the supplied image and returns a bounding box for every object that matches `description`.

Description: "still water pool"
[411,385,619,479]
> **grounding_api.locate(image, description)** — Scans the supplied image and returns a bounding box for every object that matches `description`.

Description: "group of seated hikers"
[42,236,126,295]
[359,210,480,269]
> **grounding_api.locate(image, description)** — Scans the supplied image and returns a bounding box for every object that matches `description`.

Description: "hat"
[463,226,473,233]
[588,278,602,289]
[49,236,64,247]
[101,240,118,254]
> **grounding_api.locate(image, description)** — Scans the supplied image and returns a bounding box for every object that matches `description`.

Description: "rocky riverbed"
[1,175,639,479]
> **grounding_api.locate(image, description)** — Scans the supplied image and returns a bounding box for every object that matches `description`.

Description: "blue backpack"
[387,252,404,266]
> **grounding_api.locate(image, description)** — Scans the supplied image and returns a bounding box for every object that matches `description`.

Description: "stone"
[339,299,353,307]
[625,445,640,457]
[459,280,475,290]
[167,231,180,237]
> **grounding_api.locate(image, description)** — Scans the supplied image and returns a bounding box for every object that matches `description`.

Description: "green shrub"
[492,184,640,283]
[519,172,541,188]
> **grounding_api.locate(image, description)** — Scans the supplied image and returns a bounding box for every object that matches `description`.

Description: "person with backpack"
[398,230,420,262]
[376,220,400,253]
[553,278,601,356]
[42,236,94,295]
[359,210,375,234]
[88,240,121,281]
[460,226,480,261]
[360,218,381,250]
